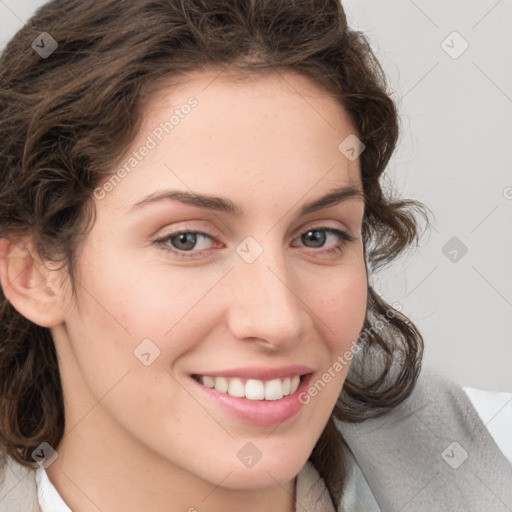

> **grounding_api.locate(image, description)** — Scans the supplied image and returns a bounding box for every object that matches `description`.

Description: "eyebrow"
[129,185,364,217]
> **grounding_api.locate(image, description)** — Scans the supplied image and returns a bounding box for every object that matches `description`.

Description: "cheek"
[314,263,368,348]
[63,247,221,400]
[61,266,203,444]
[304,263,367,401]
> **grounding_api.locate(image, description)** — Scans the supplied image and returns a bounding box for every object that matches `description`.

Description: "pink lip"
[189,370,314,426]
[192,365,313,380]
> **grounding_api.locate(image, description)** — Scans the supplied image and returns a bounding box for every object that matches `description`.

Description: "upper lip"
[191,365,314,381]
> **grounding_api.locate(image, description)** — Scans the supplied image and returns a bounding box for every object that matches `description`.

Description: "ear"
[0,236,66,328]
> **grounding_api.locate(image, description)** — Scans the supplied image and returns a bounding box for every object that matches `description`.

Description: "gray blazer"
[1,365,512,511]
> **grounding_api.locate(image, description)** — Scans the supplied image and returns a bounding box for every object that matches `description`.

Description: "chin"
[221,462,306,490]
[221,447,311,490]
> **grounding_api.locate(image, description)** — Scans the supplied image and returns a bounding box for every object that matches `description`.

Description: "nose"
[225,242,308,351]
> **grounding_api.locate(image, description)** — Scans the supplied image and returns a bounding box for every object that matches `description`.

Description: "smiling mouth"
[192,374,303,401]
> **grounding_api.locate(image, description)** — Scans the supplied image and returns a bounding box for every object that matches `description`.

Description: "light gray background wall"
[1,0,511,392]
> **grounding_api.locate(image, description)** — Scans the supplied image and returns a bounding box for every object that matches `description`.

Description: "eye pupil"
[303,229,326,248]
[172,232,197,251]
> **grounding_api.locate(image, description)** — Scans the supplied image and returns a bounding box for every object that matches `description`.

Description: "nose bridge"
[227,236,305,346]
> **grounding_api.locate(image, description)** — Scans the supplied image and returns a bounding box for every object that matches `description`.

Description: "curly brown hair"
[0,0,430,507]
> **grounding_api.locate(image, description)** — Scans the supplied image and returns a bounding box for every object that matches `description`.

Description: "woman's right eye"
[153,230,217,258]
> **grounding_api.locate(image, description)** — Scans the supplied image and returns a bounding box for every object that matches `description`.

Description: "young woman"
[0,1,510,511]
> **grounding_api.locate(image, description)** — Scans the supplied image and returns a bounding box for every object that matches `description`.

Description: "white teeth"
[227,378,245,398]
[265,378,284,400]
[282,377,291,395]
[245,379,265,400]
[202,376,215,388]
[199,375,302,401]
[290,375,300,394]
[214,376,228,394]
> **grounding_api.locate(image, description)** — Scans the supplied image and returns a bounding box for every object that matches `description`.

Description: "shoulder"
[341,363,510,440]
[396,364,512,460]
[0,453,40,512]
[335,364,512,510]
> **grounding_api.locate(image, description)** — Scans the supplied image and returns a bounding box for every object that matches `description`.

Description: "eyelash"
[153,226,356,260]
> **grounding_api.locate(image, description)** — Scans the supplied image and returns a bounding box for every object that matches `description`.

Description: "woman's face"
[51,69,367,491]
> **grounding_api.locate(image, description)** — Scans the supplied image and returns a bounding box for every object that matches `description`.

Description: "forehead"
[103,68,363,210]
[142,67,355,133]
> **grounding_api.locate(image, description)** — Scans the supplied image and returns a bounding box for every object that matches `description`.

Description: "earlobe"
[0,237,66,328]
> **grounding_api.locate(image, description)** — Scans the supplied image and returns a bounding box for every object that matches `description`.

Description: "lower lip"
[190,374,313,426]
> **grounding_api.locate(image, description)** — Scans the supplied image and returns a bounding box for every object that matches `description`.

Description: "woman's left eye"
[153,227,356,259]
[293,227,356,255]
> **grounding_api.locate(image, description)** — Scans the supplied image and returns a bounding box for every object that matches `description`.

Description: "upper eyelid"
[163,214,356,234]
[157,220,354,241]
